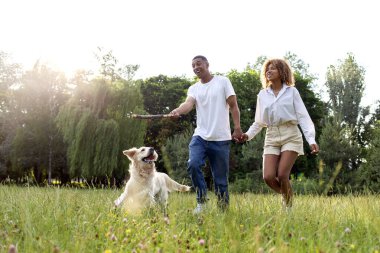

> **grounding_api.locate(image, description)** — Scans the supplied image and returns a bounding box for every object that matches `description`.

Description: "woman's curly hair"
[260,58,295,88]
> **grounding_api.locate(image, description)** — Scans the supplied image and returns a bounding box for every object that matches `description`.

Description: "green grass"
[0,186,379,253]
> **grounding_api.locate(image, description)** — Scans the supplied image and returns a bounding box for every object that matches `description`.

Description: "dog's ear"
[123,148,138,160]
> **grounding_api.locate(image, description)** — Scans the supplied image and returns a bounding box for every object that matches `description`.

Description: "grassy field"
[0,186,379,253]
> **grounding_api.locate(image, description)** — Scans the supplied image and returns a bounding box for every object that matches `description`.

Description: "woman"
[240,58,319,209]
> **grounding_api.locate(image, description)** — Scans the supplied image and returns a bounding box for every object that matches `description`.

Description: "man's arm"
[227,95,243,141]
[170,96,196,117]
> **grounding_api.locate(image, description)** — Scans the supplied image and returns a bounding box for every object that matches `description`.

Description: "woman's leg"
[263,154,281,193]
[277,151,298,206]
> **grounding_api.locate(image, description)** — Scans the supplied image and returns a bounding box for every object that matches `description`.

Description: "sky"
[1,0,379,108]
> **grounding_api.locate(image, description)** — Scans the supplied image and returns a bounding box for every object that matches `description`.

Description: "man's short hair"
[192,55,208,62]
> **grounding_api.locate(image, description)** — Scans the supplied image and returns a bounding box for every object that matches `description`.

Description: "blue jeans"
[187,136,230,205]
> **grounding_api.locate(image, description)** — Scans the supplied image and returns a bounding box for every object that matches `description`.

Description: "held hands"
[232,128,249,143]
[239,133,249,143]
[310,143,319,155]
[234,133,248,143]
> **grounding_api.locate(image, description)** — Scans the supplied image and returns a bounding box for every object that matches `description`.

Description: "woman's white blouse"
[245,84,316,145]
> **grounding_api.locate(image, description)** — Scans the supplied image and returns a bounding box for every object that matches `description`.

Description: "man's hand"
[169,109,181,118]
[232,128,243,142]
[169,97,195,119]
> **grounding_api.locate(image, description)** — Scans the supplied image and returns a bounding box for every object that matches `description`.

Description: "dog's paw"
[181,185,191,192]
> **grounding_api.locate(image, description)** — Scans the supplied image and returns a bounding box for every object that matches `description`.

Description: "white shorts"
[264,123,304,156]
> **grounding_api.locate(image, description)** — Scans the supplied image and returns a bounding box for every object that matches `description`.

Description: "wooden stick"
[129,114,174,119]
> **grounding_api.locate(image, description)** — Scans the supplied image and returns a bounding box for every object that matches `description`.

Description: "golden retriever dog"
[114,147,190,213]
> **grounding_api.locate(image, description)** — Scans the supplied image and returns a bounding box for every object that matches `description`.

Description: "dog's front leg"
[156,191,169,216]
[114,187,129,207]
[147,190,156,207]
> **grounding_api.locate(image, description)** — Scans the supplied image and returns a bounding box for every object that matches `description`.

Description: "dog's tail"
[162,173,191,192]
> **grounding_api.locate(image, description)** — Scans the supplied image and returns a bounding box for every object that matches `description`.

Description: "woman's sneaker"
[282,195,293,212]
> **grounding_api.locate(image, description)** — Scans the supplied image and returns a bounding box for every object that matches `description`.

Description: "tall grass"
[0,185,379,253]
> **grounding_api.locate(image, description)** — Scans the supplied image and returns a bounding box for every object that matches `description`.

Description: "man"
[170,55,242,213]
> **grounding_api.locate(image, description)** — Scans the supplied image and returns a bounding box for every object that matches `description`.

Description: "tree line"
[0,49,379,193]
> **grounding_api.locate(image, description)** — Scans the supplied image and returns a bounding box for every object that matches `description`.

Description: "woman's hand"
[310,143,319,154]
[235,133,248,143]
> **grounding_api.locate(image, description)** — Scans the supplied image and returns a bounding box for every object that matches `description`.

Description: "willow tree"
[56,66,146,183]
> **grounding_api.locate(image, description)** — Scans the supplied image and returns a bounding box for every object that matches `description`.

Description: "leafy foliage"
[227,69,262,179]
[0,52,22,179]
[8,63,69,183]
[325,53,365,127]
[1,50,379,192]
[355,121,380,191]
[140,75,194,172]
[322,53,367,186]
[162,126,193,184]
[0,51,21,106]
[318,117,360,193]
[56,78,146,182]
[292,73,327,177]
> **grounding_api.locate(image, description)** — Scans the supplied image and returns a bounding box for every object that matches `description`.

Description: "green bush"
[230,172,321,195]
[161,126,193,185]
[291,174,321,195]
[230,171,270,193]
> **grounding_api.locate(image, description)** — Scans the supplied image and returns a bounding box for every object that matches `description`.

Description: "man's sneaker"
[193,203,205,215]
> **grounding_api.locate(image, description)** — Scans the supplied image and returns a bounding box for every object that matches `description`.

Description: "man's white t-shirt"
[187,75,236,141]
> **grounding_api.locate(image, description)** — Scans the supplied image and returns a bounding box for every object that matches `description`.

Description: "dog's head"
[123,147,158,164]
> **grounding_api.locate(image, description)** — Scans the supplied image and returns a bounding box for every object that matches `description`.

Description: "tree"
[56,51,146,183]
[358,101,380,149]
[162,126,193,185]
[139,75,194,172]
[318,116,360,193]
[292,73,326,178]
[249,52,315,80]
[250,55,267,72]
[0,52,22,180]
[56,77,146,183]
[355,121,380,192]
[9,63,69,184]
[325,53,365,127]
[227,68,262,131]
[324,53,366,177]
[95,47,139,82]
[227,68,262,180]
[284,52,315,80]
[0,51,21,109]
